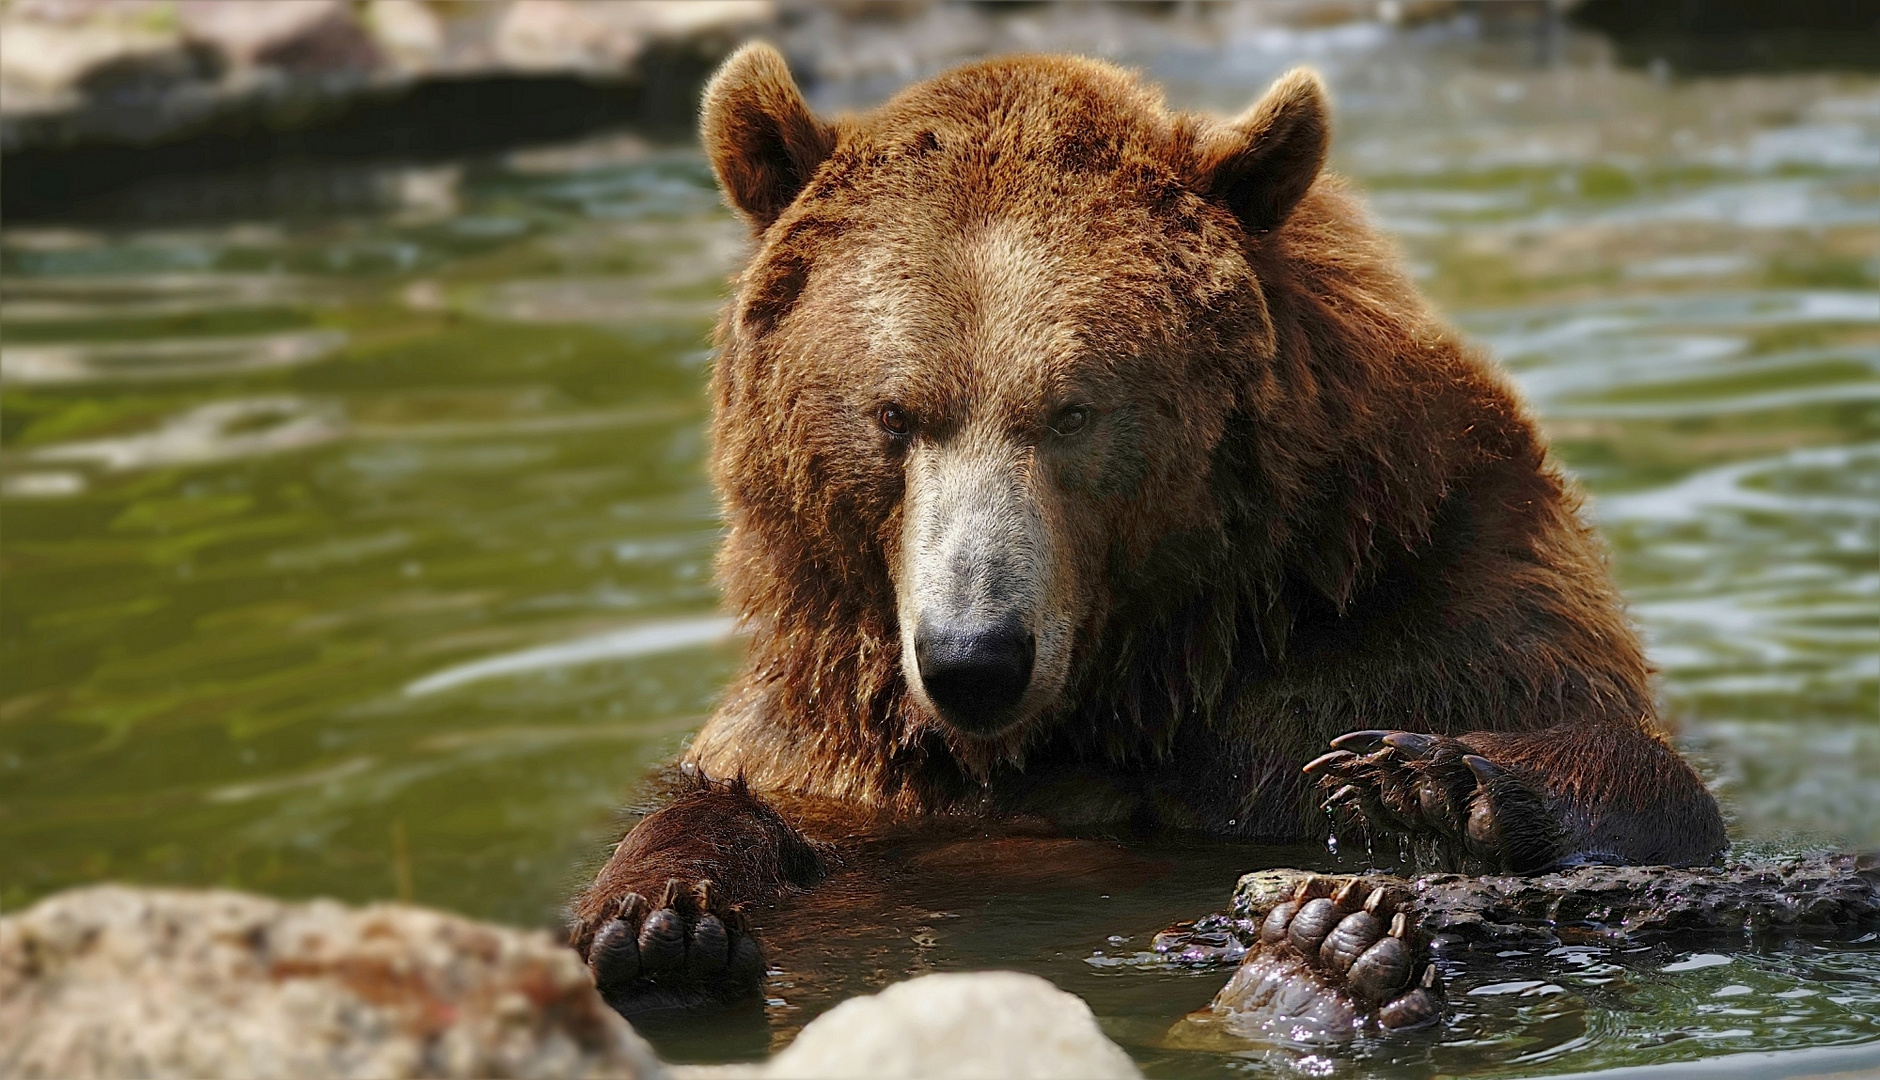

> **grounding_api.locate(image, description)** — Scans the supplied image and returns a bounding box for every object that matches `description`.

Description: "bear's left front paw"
[1306,730,1565,874]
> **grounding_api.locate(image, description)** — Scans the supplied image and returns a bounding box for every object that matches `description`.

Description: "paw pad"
[576,877,765,1018]
[1220,874,1443,1035]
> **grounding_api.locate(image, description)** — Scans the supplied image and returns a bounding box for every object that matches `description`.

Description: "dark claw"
[1304,749,1357,775]
[1331,730,1392,753]
[614,892,648,923]
[1382,732,1436,758]
[1462,754,1503,783]
[657,877,687,912]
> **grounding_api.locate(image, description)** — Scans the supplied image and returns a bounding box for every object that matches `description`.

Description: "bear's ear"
[1194,68,1330,235]
[700,43,837,231]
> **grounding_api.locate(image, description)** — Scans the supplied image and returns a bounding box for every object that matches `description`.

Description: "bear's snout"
[914,616,1036,734]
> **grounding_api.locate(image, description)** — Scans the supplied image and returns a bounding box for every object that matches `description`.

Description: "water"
[2,19,1877,1079]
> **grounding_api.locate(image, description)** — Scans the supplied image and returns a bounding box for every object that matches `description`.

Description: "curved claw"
[1382,732,1437,759]
[1331,730,1393,753]
[1304,749,1357,775]
[1462,754,1504,784]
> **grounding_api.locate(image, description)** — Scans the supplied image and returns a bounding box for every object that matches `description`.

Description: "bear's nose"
[914,617,1035,733]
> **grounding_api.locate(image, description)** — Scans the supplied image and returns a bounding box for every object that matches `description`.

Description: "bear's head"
[701,45,1449,783]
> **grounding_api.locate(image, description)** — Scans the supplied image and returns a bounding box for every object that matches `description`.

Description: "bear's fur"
[570,45,1726,1019]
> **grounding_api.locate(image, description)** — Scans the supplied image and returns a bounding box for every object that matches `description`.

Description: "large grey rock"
[0,885,665,1080]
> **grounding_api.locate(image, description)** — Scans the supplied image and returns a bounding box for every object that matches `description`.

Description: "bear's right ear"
[700,43,837,231]
[1193,68,1330,235]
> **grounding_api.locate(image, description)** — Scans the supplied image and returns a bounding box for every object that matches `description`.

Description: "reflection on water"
[2,18,1876,1080]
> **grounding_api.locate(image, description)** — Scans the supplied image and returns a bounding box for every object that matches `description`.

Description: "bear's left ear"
[701,42,838,231]
[1193,68,1330,235]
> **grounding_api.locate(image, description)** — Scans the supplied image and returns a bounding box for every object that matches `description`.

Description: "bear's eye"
[1048,406,1091,437]
[878,404,914,438]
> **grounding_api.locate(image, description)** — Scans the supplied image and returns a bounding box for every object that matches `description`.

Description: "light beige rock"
[757,971,1142,1080]
[177,0,381,75]
[0,884,665,1080]
[364,0,446,73]
[0,4,187,111]
[492,0,645,75]
[493,1,771,75]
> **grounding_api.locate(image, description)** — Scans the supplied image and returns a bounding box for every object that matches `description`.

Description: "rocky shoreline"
[0,1,772,151]
[0,884,1141,1080]
[0,0,773,215]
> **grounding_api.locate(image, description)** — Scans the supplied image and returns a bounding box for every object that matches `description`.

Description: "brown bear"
[568,43,1727,1022]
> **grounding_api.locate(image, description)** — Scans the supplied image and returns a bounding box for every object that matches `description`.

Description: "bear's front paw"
[1210,875,1444,1040]
[1306,730,1565,874]
[581,878,765,1019]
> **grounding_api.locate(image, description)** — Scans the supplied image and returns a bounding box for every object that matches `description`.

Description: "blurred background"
[2,1,1877,1076]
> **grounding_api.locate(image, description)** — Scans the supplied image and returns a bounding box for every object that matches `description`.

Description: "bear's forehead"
[776,210,1229,424]
[823,56,1190,208]
[743,58,1254,412]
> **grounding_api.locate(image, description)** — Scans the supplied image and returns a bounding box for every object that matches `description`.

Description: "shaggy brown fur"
[571,45,1726,1017]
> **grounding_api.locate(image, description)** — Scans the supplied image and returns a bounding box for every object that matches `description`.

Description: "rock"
[494,1,768,76]
[177,0,382,77]
[748,971,1141,1080]
[0,1,205,114]
[0,884,666,1080]
[0,0,774,160]
[0,885,1138,1080]
[363,0,447,74]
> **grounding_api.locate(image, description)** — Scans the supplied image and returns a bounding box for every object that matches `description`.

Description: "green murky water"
[3,24,1876,1079]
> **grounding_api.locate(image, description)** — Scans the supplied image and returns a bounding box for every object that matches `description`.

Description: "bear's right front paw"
[582,878,765,1019]
[1210,875,1444,1041]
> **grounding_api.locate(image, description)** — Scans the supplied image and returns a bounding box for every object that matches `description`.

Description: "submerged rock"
[0,884,666,1080]
[722,971,1142,1080]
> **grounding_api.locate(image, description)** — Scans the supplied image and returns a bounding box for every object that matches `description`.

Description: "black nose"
[914,617,1035,733]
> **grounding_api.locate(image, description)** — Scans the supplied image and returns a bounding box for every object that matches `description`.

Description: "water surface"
[2,20,1876,1079]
